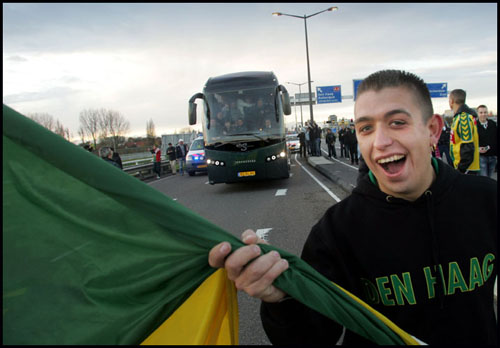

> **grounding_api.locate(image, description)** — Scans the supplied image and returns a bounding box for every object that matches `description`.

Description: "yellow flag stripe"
[332,282,422,345]
[141,269,238,345]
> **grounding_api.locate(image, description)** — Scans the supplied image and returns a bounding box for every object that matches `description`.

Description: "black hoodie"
[261,158,497,345]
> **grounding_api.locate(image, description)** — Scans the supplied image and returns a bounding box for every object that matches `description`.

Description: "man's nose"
[373,127,393,149]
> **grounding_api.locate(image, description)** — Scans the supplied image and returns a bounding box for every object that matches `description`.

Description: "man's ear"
[428,114,444,146]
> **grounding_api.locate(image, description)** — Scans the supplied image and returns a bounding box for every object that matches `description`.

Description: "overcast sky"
[3,3,497,141]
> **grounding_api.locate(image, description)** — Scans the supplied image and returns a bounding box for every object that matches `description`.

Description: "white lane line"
[321,148,358,170]
[173,198,178,201]
[275,189,287,196]
[256,228,272,242]
[290,173,294,178]
[294,154,341,202]
[205,181,209,184]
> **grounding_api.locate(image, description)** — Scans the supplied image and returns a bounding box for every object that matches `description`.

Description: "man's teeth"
[377,155,405,164]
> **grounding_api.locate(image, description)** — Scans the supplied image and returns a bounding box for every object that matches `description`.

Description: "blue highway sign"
[353,79,363,101]
[426,83,448,98]
[316,85,342,104]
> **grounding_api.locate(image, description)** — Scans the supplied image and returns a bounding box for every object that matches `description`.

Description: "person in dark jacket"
[338,126,348,159]
[99,147,121,169]
[325,128,336,158]
[207,69,497,345]
[166,142,177,175]
[175,139,189,176]
[476,104,497,178]
[437,116,452,166]
[110,147,123,169]
[298,130,307,158]
[344,123,358,165]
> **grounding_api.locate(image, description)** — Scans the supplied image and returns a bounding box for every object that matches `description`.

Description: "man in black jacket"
[477,104,497,178]
[208,70,497,345]
[344,123,358,165]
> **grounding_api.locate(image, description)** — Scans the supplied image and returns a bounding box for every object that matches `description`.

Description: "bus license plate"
[238,171,256,177]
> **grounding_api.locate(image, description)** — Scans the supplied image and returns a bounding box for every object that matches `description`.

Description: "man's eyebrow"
[355,109,412,124]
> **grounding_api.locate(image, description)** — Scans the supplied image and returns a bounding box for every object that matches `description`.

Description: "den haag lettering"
[360,254,495,306]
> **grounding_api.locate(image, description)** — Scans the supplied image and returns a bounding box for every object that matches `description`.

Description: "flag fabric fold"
[3,104,420,345]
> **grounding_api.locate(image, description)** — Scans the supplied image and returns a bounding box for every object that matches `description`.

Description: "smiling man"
[208,70,497,345]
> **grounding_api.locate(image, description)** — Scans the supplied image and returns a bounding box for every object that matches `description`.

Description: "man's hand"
[208,229,289,303]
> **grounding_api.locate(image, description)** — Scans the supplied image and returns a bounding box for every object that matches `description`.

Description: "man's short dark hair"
[477,104,488,110]
[357,69,434,123]
[450,89,466,105]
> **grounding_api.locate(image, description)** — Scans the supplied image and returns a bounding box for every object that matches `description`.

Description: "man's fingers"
[224,244,261,281]
[235,250,288,295]
[208,242,232,269]
[242,229,269,245]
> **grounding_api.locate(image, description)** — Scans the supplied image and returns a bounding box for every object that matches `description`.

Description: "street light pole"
[273,7,338,123]
[287,81,312,128]
[303,16,314,122]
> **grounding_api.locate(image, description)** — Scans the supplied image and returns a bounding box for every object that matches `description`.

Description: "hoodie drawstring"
[424,190,445,309]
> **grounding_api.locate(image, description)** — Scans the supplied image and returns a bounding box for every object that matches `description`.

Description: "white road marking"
[256,228,272,242]
[275,189,287,196]
[173,198,178,201]
[294,154,341,202]
[205,181,209,184]
[321,148,358,170]
[290,173,294,177]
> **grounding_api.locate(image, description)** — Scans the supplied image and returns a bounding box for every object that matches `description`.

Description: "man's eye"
[391,120,406,126]
[359,125,372,133]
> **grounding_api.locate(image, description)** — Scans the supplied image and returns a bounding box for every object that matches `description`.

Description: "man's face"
[478,107,488,122]
[448,95,454,109]
[354,87,441,201]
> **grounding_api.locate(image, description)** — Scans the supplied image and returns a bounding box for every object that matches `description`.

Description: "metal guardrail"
[124,160,173,180]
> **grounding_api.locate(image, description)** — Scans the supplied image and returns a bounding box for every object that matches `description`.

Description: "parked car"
[286,133,300,153]
[186,137,207,176]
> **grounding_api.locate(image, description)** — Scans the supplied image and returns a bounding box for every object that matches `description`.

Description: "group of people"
[432,89,497,179]
[208,69,497,345]
[211,96,274,135]
[298,121,322,157]
[338,123,359,165]
[150,140,189,178]
[96,140,190,179]
[98,146,123,170]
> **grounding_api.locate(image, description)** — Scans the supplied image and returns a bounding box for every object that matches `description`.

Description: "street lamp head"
[328,7,338,12]
[272,12,282,16]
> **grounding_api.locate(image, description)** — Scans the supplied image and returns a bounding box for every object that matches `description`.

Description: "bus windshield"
[204,87,283,145]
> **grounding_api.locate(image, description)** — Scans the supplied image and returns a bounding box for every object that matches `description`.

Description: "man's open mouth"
[377,155,406,175]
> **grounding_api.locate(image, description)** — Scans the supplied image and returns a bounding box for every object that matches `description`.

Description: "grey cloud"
[3,86,80,104]
[6,55,28,62]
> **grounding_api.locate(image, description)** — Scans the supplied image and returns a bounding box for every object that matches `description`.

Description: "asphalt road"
[147,153,349,345]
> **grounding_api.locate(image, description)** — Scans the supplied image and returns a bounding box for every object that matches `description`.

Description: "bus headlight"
[207,159,212,164]
[279,151,286,158]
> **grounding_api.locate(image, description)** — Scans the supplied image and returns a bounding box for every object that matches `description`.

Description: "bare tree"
[146,118,156,145]
[97,108,111,145]
[28,112,55,131]
[54,119,66,139]
[107,110,130,150]
[79,109,100,150]
[78,126,86,145]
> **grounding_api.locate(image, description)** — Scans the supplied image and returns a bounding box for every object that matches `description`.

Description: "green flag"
[3,104,420,345]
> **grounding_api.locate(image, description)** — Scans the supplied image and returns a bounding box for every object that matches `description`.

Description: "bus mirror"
[188,102,197,125]
[278,85,292,115]
[188,93,204,125]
